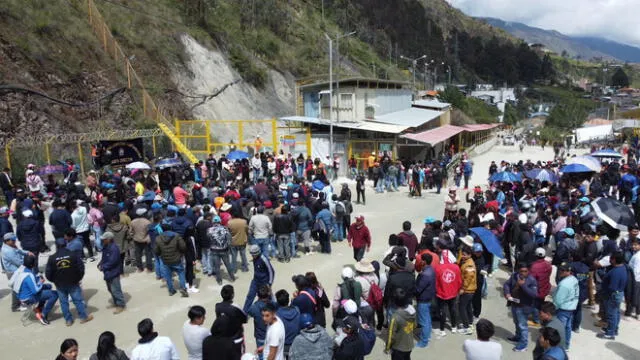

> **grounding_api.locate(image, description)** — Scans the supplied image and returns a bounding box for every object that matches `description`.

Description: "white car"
[503,136,516,146]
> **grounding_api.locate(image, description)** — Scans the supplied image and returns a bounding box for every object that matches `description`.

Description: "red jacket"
[530,258,552,299]
[348,223,371,249]
[435,255,462,300]
[397,231,419,260]
[414,249,440,273]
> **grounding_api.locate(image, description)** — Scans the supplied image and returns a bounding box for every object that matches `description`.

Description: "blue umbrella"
[312,180,325,191]
[155,158,182,169]
[469,227,504,258]
[560,163,595,173]
[489,171,522,183]
[524,168,542,179]
[591,149,622,158]
[227,150,250,161]
[566,155,601,172]
[535,169,558,183]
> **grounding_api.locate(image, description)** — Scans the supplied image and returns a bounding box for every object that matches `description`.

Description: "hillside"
[0,0,548,149]
[481,17,640,63]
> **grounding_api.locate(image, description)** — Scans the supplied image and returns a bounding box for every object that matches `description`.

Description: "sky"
[446,0,640,48]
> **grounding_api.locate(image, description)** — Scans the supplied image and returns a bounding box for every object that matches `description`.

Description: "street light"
[324,31,356,163]
[335,31,356,123]
[400,54,427,93]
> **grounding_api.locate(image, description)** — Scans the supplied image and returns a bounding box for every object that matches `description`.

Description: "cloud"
[446,0,640,48]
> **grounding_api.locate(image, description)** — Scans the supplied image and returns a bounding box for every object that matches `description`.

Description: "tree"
[611,67,630,87]
[545,100,588,130]
[438,86,467,111]
[540,54,555,80]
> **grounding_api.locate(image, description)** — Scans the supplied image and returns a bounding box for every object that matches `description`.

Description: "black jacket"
[215,301,248,340]
[273,214,295,235]
[45,247,84,287]
[203,316,241,360]
[334,333,364,360]
[385,270,416,303]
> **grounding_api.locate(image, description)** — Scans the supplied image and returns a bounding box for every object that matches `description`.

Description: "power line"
[0,85,126,107]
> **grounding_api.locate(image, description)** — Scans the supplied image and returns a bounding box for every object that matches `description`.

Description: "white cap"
[343,299,358,314]
[535,248,546,258]
[341,267,354,279]
[518,213,528,224]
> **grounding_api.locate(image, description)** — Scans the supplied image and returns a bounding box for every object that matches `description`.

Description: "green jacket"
[154,230,186,265]
[386,305,416,352]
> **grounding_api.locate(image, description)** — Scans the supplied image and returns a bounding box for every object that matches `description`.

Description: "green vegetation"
[438,86,501,124]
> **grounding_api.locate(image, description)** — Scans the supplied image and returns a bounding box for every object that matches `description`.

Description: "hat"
[167,205,179,213]
[220,203,232,212]
[343,299,358,314]
[22,210,33,218]
[423,216,436,224]
[354,260,375,273]
[443,220,452,228]
[558,262,572,272]
[579,197,590,203]
[3,232,17,242]
[460,235,474,248]
[136,195,145,203]
[135,208,147,216]
[213,215,222,223]
[518,213,528,224]
[0,207,8,215]
[249,245,261,256]
[535,247,546,258]
[264,200,273,209]
[341,267,354,279]
[355,215,364,222]
[343,315,360,331]
[102,231,115,240]
[472,243,483,253]
[563,228,575,237]
[300,313,315,328]
[142,191,155,202]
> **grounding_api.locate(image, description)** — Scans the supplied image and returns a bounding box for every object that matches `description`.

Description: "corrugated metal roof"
[280,116,409,134]
[462,124,502,131]
[412,99,451,109]
[401,125,466,146]
[372,107,442,127]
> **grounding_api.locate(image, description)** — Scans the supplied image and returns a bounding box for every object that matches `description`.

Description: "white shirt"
[630,251,640,281]
[263,316,286,360]
[131,336,179,360]
[463,339,503,360]
[182,321,211,360]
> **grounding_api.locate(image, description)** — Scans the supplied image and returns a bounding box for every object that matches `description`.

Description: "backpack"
[335,201,346,218]
[366,280,384,311]
[339,279,362,307]
[207,225,230,251]
[313,217,327,233]
[359,326,376,355]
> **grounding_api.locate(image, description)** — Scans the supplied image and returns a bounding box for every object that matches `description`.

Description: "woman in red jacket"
[347,216,371,262]
[435,242,462,338]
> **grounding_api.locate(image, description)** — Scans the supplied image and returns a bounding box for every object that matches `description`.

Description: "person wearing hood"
[131,318,179,360]
[16,209,43,271]
[106,214,129,276]
[215,285,247,357]
[202,315,239,360]
[275,289,301,357]
[385,288,416,360]
[289,313,333,360]
[435,239,462,338]
[171,208,198,293]
[347,216,371,262]
[130,208,152,272]
[155,223,188,297]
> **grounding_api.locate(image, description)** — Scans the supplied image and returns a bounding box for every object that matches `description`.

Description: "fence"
[175,119,312,158]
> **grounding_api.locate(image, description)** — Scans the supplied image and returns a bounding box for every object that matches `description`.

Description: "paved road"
[1,143,638,360]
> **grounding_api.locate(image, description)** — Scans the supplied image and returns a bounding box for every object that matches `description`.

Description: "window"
[339,93,353,109]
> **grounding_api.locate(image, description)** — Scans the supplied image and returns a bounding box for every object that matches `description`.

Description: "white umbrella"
[566,155,601,172]
[125,161,151,170]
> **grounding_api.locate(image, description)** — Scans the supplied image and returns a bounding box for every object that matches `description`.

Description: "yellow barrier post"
[306,126,312,157]
[205,121,211,155]
[77,142,85,178]
[272,118,278,154]
[5,140,13,171]
[45,140,52,165]
[152,136,157,157]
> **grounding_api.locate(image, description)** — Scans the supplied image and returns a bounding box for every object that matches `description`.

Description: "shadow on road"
[606,342,640,359]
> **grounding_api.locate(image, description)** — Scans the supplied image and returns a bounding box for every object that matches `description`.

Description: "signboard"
[99,138,144,166]
[281,135,296,147]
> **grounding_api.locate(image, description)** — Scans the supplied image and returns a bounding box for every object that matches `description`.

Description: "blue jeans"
[253,169,261,182]
[399,172,406,186]
[57,285,88,322]
[231,245,249,272]
[334,222,344,241]
[289,231,297,256]
[201,248,212,275]
[154,255,163,279]
[163,262,187,293]
[243,280,262,312]
[211,250,234,283]
[92,225,103,252]
[376,178,385,193]
[349,167,357,179]
[605,291,624,336]
[253,238,271,257]
[106,276,126,307]
[268,236,278,258]
[556,309,574,349]
[256,338,265,360]
[511,306,533,349]
[416,302,432,347]
[297,167,304,178]
[29,288,58,318]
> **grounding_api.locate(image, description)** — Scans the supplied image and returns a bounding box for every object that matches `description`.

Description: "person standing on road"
[397,221,418,261]
[97,231,126,314]
[71,200,94,262]
[435,243,461,338]
[384,288,416,360]
[292,202,314,255]
[503,263,538,352]
[552,263,578,350]
[249,206,274,256]
[356,172,366,205]
[228,211,250,272]
[457,246,477,335]
[88,331,128,360]
[17,209,44,270]
[530,248,552,326]
[215,285,247,358]
[273,205,295,263]
[45,237,94,326]
[415,253,435,348]
[597,252,628,340]
[155,223,189,297]
[129,208,152,272]
[208,215,235,285]
[259,303,286,360]
[195,211,214,277]
[289,313,333,360]
[347,216,371,262]
[243,245,275,312]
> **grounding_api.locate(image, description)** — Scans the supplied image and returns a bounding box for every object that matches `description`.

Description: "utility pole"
[324,34,334,162]
[400,55,427,95]
[335,31,356,123]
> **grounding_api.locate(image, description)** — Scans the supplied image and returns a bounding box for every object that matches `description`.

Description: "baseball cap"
[423,216,436,224]
[443,220,452,228]
[300,313,314,328]
[249,245,261,256]
[579,197,590,203]
[3,232,17,242]
[102,231,115,240]
[342,315,360,331]
[563,228,575,237]
[535,247,546,258]
[213,215,222,223]
[341,267,354,279]
[472,243,483,253]
[558,262,572,272]
[518,213,528,224]
[0,207,8,215]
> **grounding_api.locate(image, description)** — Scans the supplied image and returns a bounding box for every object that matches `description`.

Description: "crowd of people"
[2,142,640,360]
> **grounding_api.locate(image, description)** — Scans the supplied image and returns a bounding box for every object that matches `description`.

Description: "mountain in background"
[480,17,640,63]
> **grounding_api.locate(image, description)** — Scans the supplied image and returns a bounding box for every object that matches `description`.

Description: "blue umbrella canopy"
[489,171,522,183]
[591,149,622,158]
[227,150,250,160]
[560,163,594,173]
[566,155,601,172]
[469,227,504,258]
[535,169,558,183]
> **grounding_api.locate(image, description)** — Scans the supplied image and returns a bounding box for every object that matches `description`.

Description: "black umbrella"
[590,197,636,231]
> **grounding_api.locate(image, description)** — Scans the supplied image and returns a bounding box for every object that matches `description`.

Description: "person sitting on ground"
[462,318,502,360]
[11,254,58,325]
[131,318,179,360]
